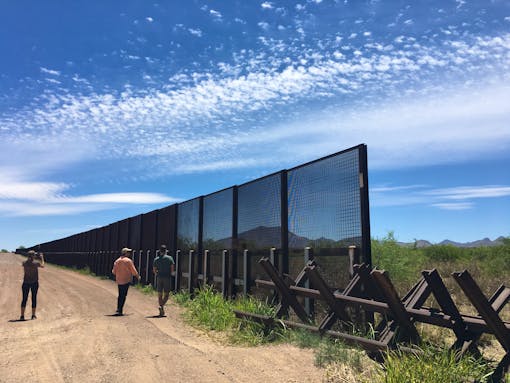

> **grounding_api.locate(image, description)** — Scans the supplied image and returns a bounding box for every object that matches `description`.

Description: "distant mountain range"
[398,236,507,248]
[207,225,506,249]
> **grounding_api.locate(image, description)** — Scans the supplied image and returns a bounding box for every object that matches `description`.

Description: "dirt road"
[0,252,324,383]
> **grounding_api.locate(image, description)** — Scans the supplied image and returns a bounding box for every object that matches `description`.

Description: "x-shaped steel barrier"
[234,259,510,381]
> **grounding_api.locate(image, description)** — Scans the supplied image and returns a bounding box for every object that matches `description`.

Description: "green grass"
[173,285,287,345]
[370,345,494,383]
[134,283,157,295]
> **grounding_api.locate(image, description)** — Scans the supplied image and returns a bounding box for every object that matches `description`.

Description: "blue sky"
[0,0,509,251]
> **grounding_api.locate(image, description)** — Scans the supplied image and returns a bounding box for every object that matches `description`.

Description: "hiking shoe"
[19,315,25,321]
[159,306,164,317]
[31,315,37,320]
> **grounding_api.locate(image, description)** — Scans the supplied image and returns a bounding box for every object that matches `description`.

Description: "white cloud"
[173,158,266,173]
[431,202,473,210]
[0,178,179,216]
[40,67,61,76]
[424,186,510,200]
[258,22,270,30]
[145,16,153,22]
[0,181,69,201]
[54,192,178,204]
[210,9,222,19]
[188,28,203,37]
[45,78,61,84]
[370,184,510,210]
[261,2,273,9]
[2,31,509,184]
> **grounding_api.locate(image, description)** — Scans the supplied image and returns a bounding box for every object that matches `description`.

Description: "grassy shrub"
[134,283,157,295]
[183,285,236,331]
[372,233,510,296]
[371,345,492,383]
[173,285,288,345]
[286,328,323,349]
[372,231,426,289]
[230,294,286,345]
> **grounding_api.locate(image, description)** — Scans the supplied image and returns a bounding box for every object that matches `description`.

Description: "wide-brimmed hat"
[121,247,132,254]
[27,250,36,256]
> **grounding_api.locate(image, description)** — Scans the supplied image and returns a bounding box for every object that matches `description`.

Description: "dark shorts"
[156,276,171,293]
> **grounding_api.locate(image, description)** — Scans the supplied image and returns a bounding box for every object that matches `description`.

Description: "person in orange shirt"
[112,247,141,316]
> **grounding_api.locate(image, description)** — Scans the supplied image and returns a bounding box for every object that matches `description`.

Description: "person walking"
[153,244,175,317]
[20,250,44,320]
[112,247,141,316]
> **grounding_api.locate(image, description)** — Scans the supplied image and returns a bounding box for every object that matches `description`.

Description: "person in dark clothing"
[20,250,44,320]
[153,244,175,316]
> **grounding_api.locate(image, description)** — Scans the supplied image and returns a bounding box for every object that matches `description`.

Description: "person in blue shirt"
[152,245,175,316]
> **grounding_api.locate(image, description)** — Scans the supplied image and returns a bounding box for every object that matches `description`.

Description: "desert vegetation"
[170,234,510,382]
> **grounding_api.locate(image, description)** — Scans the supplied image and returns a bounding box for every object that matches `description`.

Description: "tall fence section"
[21,144,371,298]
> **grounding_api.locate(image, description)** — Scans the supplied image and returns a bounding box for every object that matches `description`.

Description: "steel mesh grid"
[177,198,200,252]
[287,149,361,249]
[237,174,282,288]
[287,148,361,288]
[203,188,233,251]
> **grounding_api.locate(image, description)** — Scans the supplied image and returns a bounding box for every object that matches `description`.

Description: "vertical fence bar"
[243,249,250,296]
[280,170,289,275]
[174,249,181,292]
[188,249,195,293]
[203,249,209,285]
[358,144,371,266]
[269,247,276,266]
[138,250,142,278]
[145,250,150,284]
[304,246,314,316]
[222,249,228,298]
[231,186,238,299]
[153,250,159,289]
[348,245,358,279]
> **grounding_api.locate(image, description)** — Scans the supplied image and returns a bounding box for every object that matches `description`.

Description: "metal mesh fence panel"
[203,188,233,291]
[141,210,158,284]
[238,173,281,296]
[118,219,129,249]
[157,205,177,254]
[177,198,200,290]
[128,215,141,251]
[287,148,361,288]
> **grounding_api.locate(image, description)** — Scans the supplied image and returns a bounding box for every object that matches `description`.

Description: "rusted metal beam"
[371,269,420,344]
[453,270,510,352]
[421,269,474,353]
[258,257,310,323]
[304,264,351,331]
[256,279,510,334]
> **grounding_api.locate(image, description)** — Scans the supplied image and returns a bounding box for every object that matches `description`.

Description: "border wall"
[19,144,371,297]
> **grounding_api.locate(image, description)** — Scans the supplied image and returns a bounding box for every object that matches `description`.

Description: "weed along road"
[0,253,322,383]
